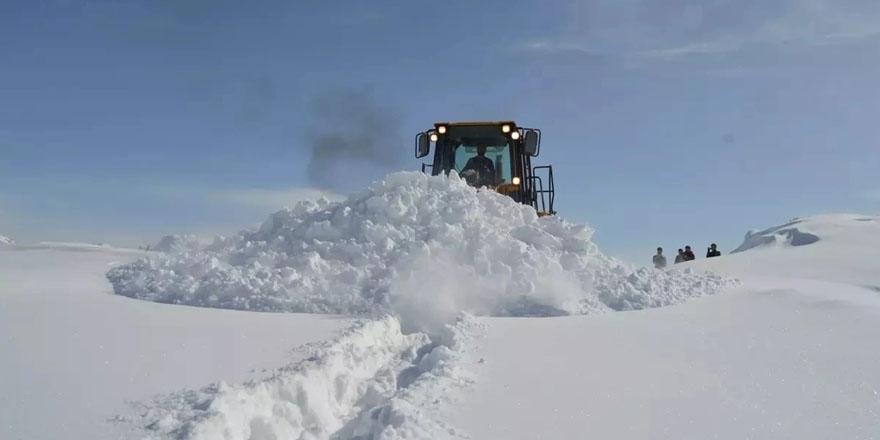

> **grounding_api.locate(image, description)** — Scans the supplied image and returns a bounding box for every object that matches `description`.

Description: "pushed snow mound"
[108,172,734,319]
[732,214,879,253]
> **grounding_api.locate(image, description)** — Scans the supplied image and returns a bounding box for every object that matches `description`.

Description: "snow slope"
[444,213,880,439]
[0,243,349,440]
[126,210,880,440]
[693,214,880,286]
[108,172,733,325]
[444,280,880,439]
[731,214,876,253]
[98,173,733,440]
[6,176,876,440]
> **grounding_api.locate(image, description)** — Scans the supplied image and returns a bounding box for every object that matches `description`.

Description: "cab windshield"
[455,143,512,187]
[434,125,514,187]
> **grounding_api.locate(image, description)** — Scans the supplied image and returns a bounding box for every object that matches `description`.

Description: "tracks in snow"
[130,316,474,440]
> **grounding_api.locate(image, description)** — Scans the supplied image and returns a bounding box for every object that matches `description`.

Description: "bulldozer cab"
[415,121,555,216]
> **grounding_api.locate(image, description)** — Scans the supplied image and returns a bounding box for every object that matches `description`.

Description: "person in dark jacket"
[674,248,685,264]
[706,243,721,258]
[652,247,667,269]
[461,145,495,186]
[683,245,696,261]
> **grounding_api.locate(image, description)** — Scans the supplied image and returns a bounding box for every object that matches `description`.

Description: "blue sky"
[1,0,878,264]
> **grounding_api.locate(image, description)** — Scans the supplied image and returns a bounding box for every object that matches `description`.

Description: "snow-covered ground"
[694,214,880,287]
[445,280,880,439]
[445,214,880,439]
[2,173,878,440]
[0,243,349,440]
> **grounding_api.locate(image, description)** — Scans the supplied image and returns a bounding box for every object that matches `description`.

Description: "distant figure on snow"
[683,245,696,261]
[674,248,685,264]
[706,243,721,258]
[653,247,667,269]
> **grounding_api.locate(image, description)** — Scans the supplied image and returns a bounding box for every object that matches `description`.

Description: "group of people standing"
[652,244,721,269]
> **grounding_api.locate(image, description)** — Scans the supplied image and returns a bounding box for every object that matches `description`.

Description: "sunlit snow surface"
[6,174,877,440]
[97,172,741,440]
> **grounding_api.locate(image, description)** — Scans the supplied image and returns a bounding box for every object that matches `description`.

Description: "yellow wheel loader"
[415,121,555,216]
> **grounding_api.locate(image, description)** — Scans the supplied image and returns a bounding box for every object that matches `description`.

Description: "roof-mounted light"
[430,133,438,142]
[437,125,447,134]
[501,124,511,133]
[510,130,520,140]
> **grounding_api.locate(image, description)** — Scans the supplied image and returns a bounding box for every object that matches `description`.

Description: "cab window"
[454,143,512,187]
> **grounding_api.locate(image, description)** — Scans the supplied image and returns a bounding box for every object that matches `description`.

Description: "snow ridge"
[132,315,473,440]
[107,172,735,319]
[732,214,880,253]
[732,219,820,253]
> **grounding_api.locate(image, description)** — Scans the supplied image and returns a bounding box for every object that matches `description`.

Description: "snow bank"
[133,315,473,440]
[0,235,14,246]
[108,172,734,323]
[733,214,879,253]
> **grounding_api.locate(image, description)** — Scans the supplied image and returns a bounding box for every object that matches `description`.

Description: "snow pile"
[732,214,878,253]
[0,235,14,246]
[152,234,202,253]
[133,315,474,440]
[593,266,733,312]
[108,172,734,321]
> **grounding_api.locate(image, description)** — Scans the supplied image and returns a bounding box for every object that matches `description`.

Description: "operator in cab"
[461,145,496,187]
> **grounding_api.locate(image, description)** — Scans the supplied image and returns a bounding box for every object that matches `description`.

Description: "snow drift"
[132,315,475,440]
[732,214,878,253]
[0,235,14,246]
[108,172,733,324]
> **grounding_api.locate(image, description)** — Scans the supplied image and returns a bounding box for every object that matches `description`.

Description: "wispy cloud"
[135,182,344,211]
[521,0,880,62]
[641,9,880,59]
[0,181,346,246]
[209,187,343,211]
[636,39,741,59]
[520,40,601,55]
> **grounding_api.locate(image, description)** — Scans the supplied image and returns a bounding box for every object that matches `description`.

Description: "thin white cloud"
[520,40,600,55]
[523,0,880,61]
[136,182,344,211]
[642,10,880,59]
[210,187,344,211]
[637,39,741,59]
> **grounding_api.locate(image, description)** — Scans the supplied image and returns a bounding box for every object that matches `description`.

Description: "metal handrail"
[525,175,545,212]
[531,165,555,214]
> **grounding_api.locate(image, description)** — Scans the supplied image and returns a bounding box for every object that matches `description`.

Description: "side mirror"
[415,132,430,158]
[523,129,540,156]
